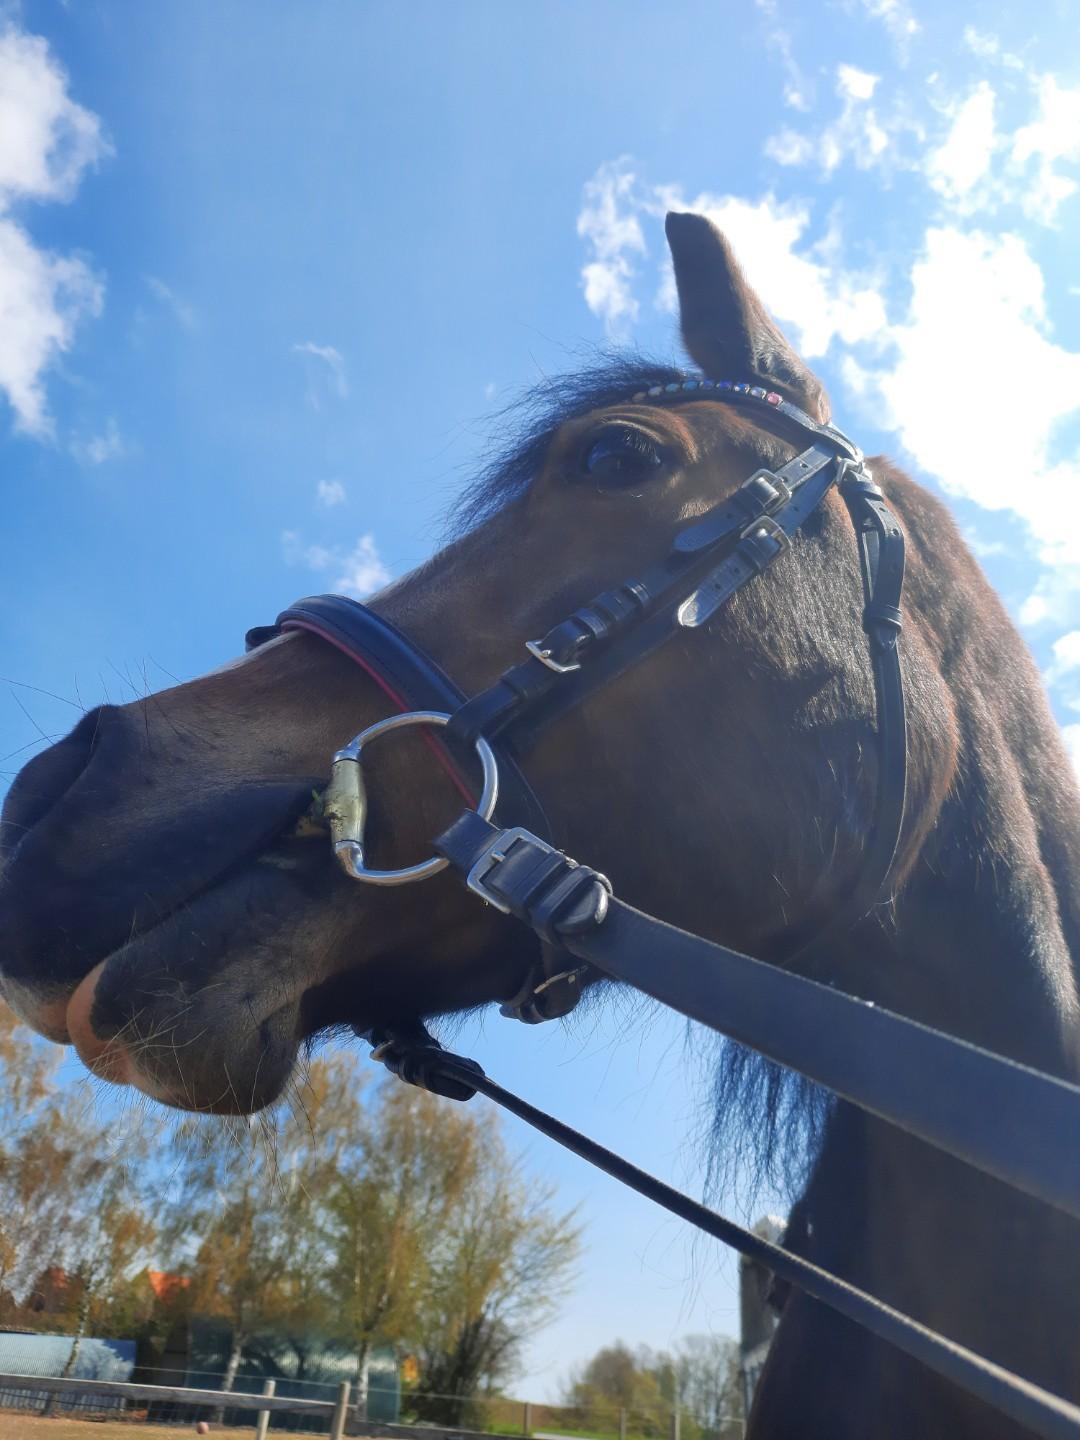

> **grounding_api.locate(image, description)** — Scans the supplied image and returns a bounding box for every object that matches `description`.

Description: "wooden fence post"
[329,1380,351,1440]
[619,1408,627,1440]
[523,1401,532,1435]
[669,1408,680,1440]
[254,1378,275,1440]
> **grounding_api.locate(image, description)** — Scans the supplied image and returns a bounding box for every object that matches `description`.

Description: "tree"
[0,1003,159,1358]
[410,1112,581,1428]
[325,1080,478,1414]
[673,1334,743,1440]
[0,1005,72,1307]
[565,1343,669,1436]
[161,1098,333,1415]
[566,1337,744,1440]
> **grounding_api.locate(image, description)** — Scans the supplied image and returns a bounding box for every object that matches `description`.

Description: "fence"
[0,1371,744,1440]
[0,1373,352,1436]
[0,1342,398,1432]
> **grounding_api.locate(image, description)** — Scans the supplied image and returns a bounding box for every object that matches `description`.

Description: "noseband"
[249,378,907,1017]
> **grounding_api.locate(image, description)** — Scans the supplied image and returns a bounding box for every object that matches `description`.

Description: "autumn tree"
[0,1003,159,1357]
[160,1088,336,1405]
[410,1112,581,1428]
[0,1005,70,1308]
[324,1078,478,1413]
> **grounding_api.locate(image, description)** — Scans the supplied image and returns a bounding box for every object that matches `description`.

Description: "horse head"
[0,213,1066,1132]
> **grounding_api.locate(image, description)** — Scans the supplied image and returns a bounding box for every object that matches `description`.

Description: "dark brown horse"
[2,213,1078,1437]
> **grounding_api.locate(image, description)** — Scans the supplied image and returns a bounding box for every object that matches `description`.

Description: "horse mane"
[451,353,833,1206]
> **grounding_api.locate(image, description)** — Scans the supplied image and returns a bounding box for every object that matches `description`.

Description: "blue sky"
[2,0,1080,1402]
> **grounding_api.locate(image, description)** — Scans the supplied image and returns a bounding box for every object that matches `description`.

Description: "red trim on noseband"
[280,619,477,806]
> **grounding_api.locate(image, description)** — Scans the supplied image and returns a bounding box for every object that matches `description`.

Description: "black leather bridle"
[249,381,907,1018]
[247,380,1080,1439]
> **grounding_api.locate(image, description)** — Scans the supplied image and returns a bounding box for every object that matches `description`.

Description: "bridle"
[247,380,1080,1439]
[250,379,907,1018]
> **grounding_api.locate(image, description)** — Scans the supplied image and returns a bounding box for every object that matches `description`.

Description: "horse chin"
[63,951,306,1114]
[1,844,342,1114]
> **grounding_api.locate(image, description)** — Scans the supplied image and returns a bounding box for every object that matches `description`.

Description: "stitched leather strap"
[246,595,553,841]
[435,810,1080,1224]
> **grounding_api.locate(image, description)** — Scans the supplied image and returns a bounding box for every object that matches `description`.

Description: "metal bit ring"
[327,710,498,886]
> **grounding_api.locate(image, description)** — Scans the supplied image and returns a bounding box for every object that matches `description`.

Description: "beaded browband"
[629,377,786,405]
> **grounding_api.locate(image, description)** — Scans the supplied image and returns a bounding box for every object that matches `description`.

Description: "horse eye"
[582,427,663,489]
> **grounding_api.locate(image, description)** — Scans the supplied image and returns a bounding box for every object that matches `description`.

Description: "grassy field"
[0,1416,257,1440]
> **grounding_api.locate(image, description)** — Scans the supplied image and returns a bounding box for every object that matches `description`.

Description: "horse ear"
[665,211,830,422]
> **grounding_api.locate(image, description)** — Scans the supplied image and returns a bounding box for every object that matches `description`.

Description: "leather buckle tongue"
[525,638,582,674]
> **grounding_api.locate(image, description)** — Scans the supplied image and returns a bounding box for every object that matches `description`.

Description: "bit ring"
[327,710,498,886]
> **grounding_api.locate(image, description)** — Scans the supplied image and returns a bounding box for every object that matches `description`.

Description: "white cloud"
[333,535,391,598]
[963,527,1010,560]
[654,186,889,359]
[765,63,894,176]
[316,479,346,508]
[1044,631,1080,688]
[1009,75,1080,225]
[576,159,646,337]
[0,25,108,436]
[0,218,102,435]
[282,529,390,599]
[1060,724,1080,779]
[962,27,1023,71]
[926,83,997,205]
[146,276,196,330]
[919,73,1080,227]
[576,161,889,363]
[292,341,348,404]
[0,28,107,205]
[753,0,812,111]
[837,64,878,103]
[852,227,1080,610]
[856,0,919,50]
[763,130,814,167]
[770,60,1080,229]
[70,417,125,465]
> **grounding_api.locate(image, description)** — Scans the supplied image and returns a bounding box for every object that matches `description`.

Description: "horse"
[1,211,1078,1438]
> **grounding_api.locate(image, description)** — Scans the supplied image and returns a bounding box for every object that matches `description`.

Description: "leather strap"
[246,596,553,840]
[364,1023,1080,1440]
[793,471,908,957]
[446,441,840,749]
[435,810,1080,1224]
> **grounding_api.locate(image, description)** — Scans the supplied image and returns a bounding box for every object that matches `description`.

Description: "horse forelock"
[447,353,796,539]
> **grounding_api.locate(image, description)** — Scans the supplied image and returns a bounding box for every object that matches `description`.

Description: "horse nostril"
[0,706,112,857]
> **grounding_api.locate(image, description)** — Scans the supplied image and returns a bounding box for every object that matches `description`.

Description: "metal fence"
[0,1374,745,1440]
[0,1373,352,1437]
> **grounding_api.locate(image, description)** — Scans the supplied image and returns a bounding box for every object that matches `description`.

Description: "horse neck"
[796,733,1080,1404]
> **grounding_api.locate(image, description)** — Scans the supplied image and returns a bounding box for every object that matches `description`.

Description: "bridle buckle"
[742,468,793,514]
[524,639,582,674]
[465,826,559,912]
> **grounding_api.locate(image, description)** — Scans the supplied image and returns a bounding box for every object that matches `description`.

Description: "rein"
[248,380,1080,1438]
